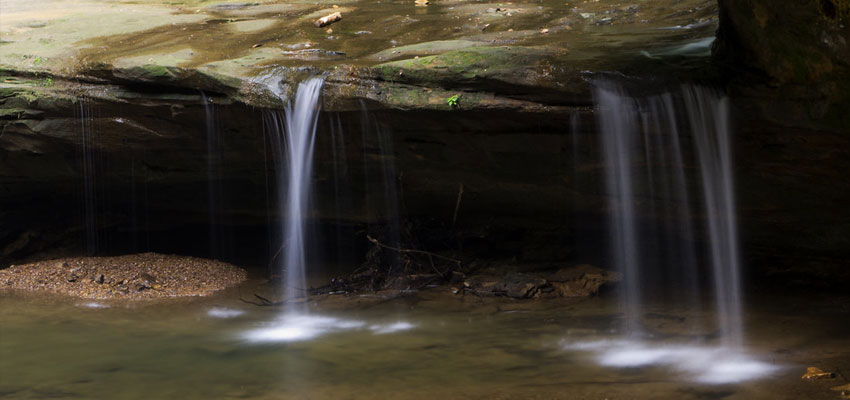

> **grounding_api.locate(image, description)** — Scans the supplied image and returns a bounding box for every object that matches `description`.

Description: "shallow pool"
[1,283,848,399]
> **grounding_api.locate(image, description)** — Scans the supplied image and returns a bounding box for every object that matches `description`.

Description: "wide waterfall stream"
[596,83,743,340]
[570,83,769,383]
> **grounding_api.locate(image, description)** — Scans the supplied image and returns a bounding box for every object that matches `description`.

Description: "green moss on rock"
[373,46,555,87]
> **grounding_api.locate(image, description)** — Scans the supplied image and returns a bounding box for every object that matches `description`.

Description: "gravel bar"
[0,253,248,299]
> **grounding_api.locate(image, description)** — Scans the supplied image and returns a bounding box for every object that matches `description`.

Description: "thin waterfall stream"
[202,92,227,260]
[279,78,324,316]
[685,87,744,348]
[77,99,98,255]
[263,77,325,316]
[245,77,416,342]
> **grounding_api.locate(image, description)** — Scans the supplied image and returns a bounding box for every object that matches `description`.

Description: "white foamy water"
[207,308,244,318]
[243,315,418,343]
[565,339,779,384]
[369,321,415,334]
[79,302,108,308]
[243,315,366,343]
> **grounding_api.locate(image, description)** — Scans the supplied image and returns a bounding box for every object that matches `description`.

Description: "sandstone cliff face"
[716,0,849,84]
[715,0,850,132]
[1,0,848,288]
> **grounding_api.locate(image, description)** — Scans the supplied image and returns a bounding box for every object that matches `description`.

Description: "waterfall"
[247,77,393,343]
[328,113,355,267]
[201,92,232,259]
[263,77,324,315]
[246,80,416,343]
[201,92,223,258]
[684,86,742,347]
[359,102,402,272]
[77,99,98,255]
[595,82,743,346]
[595,84,642,334]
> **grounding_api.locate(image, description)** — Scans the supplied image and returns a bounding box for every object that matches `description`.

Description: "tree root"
[365,234,461,266]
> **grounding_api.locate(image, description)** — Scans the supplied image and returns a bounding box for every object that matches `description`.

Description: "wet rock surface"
[715,0,850,133]
[463,264,620,299]
[0,0,720,110]
[0,253,247,299]
[803,367,837,380]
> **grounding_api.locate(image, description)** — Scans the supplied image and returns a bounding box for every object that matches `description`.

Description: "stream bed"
[2,283,847,399]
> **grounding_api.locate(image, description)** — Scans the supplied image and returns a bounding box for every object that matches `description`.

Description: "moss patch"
[374,46,555,86]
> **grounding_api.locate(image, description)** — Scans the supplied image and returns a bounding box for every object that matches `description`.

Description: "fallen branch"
[267,240,292,276]
[315,12,342,28]
[427,254,446,279]
[451,182,464,229]
[239,292,313,307]
[238,293,277,306]
[366,234,462,266]
[254,293,274,305]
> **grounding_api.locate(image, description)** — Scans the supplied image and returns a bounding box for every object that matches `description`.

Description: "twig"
[269,241,287,265]
[239,292,307,307]
[239,297,269,306]
[314,12,342,28]
[366,234,461,266]
[254,293,273,305]
[237,293,276,307]
[451,183,464,229]
[427,254,446,279]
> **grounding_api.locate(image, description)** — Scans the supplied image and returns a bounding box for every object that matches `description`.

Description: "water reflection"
[1,289,847,399]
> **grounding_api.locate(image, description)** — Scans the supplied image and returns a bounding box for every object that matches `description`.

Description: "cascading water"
[595,84,642,334]
[328,113,356,267]
[359,102,403,272]
[684,87,743,347]
[575,81,774,383]
[245,78,414,343]
[649,93,701,312]
[373,123,402,263]
[595,81,742,342]
[77,99,98,255]
[201,92,226,259]
[263,77,324,315]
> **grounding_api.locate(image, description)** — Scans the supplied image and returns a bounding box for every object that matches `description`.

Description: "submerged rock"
[281,49,347,60]
[546,264,622,297]
[802,366,835,380]
[463,264,618,299]
[495,273,547,298]
[207,3,258,11]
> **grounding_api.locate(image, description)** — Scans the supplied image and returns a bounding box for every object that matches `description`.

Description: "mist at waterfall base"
[562,82,777,383]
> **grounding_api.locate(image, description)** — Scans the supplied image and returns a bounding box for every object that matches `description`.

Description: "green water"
[1,284,848,399]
